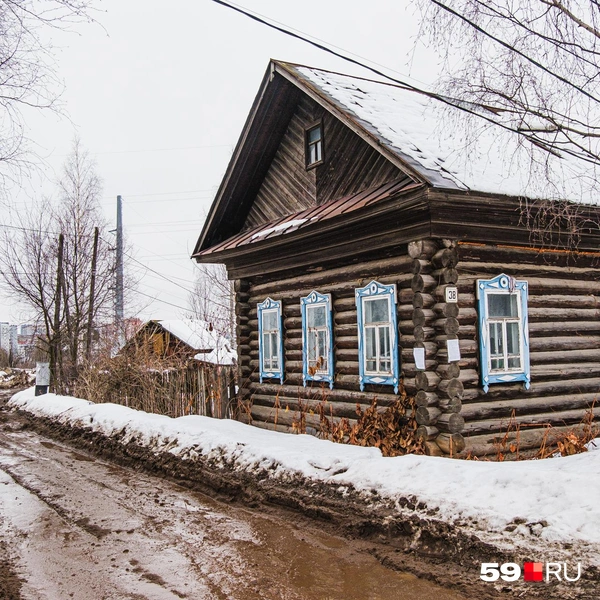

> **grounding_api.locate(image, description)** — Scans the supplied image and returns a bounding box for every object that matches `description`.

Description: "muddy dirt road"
[0,402,468,600]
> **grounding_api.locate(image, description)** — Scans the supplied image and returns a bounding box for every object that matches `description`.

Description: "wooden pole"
[51,233,64,392]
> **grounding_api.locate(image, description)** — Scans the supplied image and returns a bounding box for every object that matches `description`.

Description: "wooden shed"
[192,60,600,457]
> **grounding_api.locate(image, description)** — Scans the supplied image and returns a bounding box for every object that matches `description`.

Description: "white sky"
[0,0,438,325]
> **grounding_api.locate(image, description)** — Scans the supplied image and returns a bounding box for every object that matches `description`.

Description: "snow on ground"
[9,387,600,556]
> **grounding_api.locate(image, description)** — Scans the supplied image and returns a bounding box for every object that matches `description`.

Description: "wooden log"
[531,363,600,379]
[438,397,462,413]
[433,267,458,284]
[438,377,464,398]
[250,254,413,296]
[528,294,600,309]
[408,239,438,259]
[460,424,585,457]
[416,425,439,442]
[415,391,440,407]
[424,441,444,456]
[460,392,599,421]
[403,361,437,377]
[234,279,250,293]
[436,433,466,454]
[436,363,461,380]
[436,413,465,434]
[432,247,458,269]
[412,326,436,342]
[436,339,478,359]
[529,335,600,352]
[434,325,477,341]
[415,371,441,391]
[399,288,415,305]
[416,406,442,425]
[412,292,435,309]
[530,347,600,365]
[411,258,432,275]
[251,382,400,405]
[411,274,437,293]
[412,308,436,327]
[462,406,600,435]
[432,317,460,335]
[333,297,357,311]
[433,302,459,318]
[529,321,600,335]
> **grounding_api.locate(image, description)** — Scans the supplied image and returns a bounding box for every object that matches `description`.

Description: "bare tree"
[0,0,94,188]
[0,138,114,390]
[189,264,235,344]
[415,0,600,243]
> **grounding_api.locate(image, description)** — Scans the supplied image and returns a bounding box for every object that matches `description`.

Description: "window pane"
[308,330,317,361]
[506,321,520,355]
[508,356,521,369]
[263,310,277,331]
[308,126,321,143]
[270,332,278,368]
[378,326,390,358]
[491,358,505,370]
[307,305,326,328]
[366,326,376,371]
[263,332,271,367]
[488,293,518,318]
[489,321,504,356]
[365,298,389,324]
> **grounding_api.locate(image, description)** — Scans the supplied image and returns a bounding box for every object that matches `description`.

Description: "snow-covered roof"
[156,319,236,366]
[293,65,599,204]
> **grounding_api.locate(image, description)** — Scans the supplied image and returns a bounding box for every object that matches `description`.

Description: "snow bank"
[10,388,600,550]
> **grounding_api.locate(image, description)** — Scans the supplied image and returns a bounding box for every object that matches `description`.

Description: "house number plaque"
[445,286,458,303]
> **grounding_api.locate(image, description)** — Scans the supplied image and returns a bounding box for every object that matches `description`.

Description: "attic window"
[305,123,323,168]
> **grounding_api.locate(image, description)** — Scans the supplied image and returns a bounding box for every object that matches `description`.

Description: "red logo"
[524,562,544,582]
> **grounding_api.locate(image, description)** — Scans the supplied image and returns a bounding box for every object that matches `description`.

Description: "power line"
[210,0,593,164]
[136,290,191,312]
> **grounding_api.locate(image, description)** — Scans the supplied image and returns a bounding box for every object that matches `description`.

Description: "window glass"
[365,298,389,323]
[488,293,518,318]
[262,310,278,331]
[307,305,326,328]
[307,125,323,165]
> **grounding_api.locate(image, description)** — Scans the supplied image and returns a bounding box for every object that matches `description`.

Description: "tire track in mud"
[2,392,599,600]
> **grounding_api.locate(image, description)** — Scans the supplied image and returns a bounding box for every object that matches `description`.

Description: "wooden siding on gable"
[316,112,403,205]
[244,95,405,230]
[244,96,319,230]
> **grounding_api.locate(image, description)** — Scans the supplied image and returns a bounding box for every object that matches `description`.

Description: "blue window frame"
[257,297,284,384]
[477,274,530,393]
[355,280,400,393]
[301,291,334,389]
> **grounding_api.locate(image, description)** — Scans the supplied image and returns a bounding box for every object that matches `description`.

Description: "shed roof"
[139,320,236,366]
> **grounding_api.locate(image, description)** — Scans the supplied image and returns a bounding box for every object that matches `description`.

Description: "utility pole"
[86,227,99,361]
[116,195,124,345]
[51,233,64,392]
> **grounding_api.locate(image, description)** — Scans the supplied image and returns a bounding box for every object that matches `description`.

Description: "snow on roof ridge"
[292,64,600,204]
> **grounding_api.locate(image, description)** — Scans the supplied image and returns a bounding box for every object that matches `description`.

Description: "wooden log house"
[192,60,600,457]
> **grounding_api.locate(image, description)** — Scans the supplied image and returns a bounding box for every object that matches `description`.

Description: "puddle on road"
[191,491,466,600]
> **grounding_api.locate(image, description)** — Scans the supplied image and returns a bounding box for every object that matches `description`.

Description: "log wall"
[235,250,413,434]
[455,242,600,457]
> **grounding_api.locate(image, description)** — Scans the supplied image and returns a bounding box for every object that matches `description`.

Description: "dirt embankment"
[2,392,599,600]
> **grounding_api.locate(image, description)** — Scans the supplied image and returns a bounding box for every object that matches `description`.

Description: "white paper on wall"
[413,347,426,370]
[447,338,461,362]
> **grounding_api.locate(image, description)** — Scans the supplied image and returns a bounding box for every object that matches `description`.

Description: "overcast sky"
[0,0,439,325]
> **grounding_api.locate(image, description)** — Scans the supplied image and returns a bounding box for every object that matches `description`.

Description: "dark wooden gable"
[243,94,405,230]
